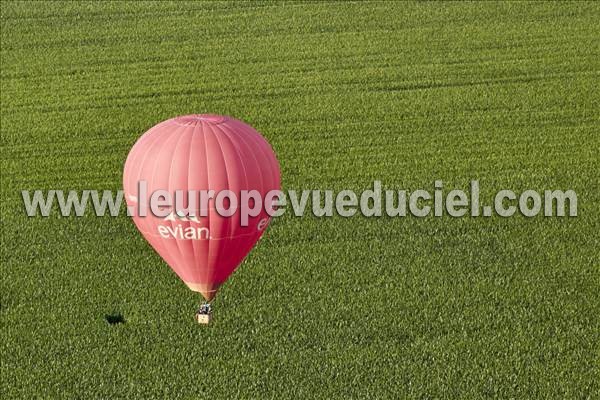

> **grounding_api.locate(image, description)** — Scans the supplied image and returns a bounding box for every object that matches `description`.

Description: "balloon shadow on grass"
[105,313,125,325]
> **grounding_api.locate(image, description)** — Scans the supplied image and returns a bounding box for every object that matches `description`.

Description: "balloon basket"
[195,312,212,325]
[195,303,212,325]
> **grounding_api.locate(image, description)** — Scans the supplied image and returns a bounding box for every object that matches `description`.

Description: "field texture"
[1,2,599,398]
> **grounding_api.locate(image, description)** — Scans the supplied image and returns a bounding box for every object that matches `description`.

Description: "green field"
[1,1,599,398]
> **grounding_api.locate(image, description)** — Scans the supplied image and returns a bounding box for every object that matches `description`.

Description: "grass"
[1,1,599,398]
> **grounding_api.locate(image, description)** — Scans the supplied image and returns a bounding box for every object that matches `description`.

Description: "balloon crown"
[174,114,229,126]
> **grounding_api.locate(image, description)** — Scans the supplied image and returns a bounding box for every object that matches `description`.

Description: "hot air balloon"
[123,114,281,324]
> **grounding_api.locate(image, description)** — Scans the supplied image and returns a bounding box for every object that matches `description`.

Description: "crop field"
[1,1,599,398]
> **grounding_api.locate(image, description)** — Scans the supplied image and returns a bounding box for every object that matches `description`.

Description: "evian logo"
[156,212,270,240]
[157,211,210,240]
[157,224,210,240]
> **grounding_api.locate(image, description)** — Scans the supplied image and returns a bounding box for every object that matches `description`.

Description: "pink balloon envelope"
[123,114,281,301]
